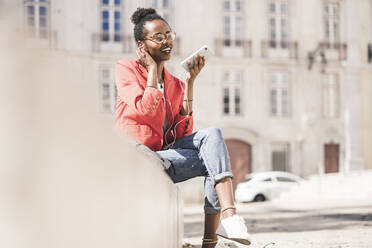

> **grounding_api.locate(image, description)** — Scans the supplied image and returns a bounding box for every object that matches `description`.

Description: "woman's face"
[140,19,173,62]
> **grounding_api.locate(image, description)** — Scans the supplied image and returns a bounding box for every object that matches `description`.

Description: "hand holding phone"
[181,45,213,72]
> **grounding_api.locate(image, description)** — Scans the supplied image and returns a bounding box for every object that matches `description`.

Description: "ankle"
[221,208,235,219]
[220,205,236,219]
[202,237,218,248]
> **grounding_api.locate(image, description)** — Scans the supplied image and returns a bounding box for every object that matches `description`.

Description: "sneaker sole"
[216,234,251,246]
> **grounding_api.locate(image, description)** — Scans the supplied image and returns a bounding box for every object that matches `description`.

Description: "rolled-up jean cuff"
[204,206,221,214]
[213,172,234,186]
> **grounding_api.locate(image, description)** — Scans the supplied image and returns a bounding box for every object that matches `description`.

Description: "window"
[100,67,117,113]
[243,177,252,183]
[268,0,288,48]
[270,72,290,117]
[223,0,244,47]
[262,178,273,182]
[324,1,340,48]
[24,0,50,39]
[276,177,296,182]
[153,0,172,25]
[271,144,290,171]
[222,71,242,116]
[101,0,122,42]
[323,73,340,118]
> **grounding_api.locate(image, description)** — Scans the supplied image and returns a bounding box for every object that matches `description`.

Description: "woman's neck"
[157,61,165,83]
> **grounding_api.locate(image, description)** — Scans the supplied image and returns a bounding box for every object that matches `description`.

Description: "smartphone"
[180,45,214,72]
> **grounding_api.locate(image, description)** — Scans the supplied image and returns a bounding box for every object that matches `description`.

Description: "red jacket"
[114,59,194,151]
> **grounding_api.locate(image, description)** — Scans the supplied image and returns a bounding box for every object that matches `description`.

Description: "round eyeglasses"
[144,31,176,44]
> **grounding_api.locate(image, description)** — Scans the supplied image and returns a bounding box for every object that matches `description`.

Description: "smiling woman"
[114,7,251,248]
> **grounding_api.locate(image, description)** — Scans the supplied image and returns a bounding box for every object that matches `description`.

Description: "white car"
[235,171,304,202]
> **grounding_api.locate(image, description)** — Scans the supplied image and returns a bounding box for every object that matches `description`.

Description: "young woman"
[115,7,251,247]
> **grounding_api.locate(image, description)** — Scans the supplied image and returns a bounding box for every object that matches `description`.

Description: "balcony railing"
[92,33,181,56]
[92,33,135,54]
[319,41,347,61]
[19,28,58,49]
[261,40,298,60]
[215,39,252,58]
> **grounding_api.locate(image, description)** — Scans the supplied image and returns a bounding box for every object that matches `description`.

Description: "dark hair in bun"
[131,7,169,42]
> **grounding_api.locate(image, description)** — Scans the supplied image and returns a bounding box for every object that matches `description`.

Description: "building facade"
[9,0,372,191]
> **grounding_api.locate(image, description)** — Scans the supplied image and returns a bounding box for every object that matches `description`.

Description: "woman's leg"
[170,127,235,215]
[215,177,236,218]
[203,213,220,248]
[158,127,249,245]
[156,149,219,247]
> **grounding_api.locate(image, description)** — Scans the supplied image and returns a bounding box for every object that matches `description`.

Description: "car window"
[276,176,297,183]
[243,177,252,183]
[260,177,272,182]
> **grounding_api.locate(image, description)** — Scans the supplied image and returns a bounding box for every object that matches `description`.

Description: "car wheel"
[253,194,266,202]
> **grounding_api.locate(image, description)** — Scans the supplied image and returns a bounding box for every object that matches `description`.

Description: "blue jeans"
[156,127,234,214]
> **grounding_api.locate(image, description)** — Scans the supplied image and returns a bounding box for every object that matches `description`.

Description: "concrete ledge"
[2,137,183,248]
[0,31,183,248]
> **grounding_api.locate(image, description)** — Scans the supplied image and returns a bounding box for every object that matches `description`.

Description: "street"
[183,199,372,248]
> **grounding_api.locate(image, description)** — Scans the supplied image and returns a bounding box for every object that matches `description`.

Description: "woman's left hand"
[187,55,205,84]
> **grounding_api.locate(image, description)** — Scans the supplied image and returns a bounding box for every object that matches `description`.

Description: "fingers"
[188,55,205,74]
[199,56,205,69]
[136,49,142,60]
[187,60,193,73]
[195,55,205,71]
[136,47,144,59]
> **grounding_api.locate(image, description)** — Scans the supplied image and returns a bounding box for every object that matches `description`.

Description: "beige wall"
[356,0,372,170]
[0,30,183,248]
[361,69,372,170]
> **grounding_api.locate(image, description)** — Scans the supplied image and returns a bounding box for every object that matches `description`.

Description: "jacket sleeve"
[115,61,164,124]
[173,81,194,139]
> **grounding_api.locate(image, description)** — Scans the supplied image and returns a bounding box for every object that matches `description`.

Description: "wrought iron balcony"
[319,41,347,61]
[261,40,298,60]
[19,28,58,49]
[214,39,252,58]
[92,33,135,54]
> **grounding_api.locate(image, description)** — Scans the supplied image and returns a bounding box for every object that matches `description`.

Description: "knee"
[205,126,223,139]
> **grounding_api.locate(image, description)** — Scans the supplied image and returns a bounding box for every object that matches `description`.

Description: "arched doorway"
[225,139,252,190]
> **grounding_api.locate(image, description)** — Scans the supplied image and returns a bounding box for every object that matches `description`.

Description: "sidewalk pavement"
[183,198,372,248]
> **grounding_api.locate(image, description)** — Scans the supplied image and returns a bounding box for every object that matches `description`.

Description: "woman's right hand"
[136,46,156,70]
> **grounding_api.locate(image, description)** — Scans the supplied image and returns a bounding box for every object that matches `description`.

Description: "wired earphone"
[162,76,191,150]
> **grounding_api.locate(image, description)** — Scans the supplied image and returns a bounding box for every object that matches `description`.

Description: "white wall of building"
[10,0,372,203]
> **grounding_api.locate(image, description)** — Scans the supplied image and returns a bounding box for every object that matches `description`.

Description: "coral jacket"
[114,59,194,151]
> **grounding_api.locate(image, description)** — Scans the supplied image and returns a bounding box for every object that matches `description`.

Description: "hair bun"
[131,7,157,25]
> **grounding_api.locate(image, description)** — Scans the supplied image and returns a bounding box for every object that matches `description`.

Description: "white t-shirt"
[157,80,168,137]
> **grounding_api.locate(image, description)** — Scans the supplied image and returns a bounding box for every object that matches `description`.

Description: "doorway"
[324,143,340,173]
[225,139,252,190]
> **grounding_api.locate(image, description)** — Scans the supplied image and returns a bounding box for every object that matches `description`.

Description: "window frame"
[222,0,244,47]
[267,0,289,49]
[222,71,243,117]
[269,71,291,117]
[152,0,173,26]
[24,0,50,39]
[271,143,290,172]
[100,0,123,43]
[99,65,117,113]
[323,1,341,48]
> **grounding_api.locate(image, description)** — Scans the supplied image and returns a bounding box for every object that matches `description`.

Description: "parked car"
[235,171,304,202]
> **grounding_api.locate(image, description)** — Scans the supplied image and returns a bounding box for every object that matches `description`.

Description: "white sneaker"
[216,215,251,246]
